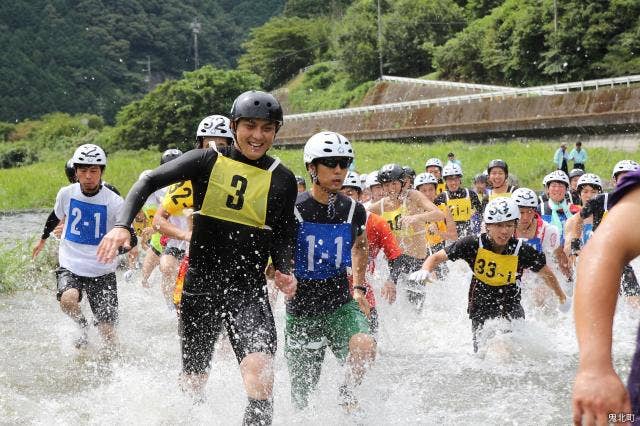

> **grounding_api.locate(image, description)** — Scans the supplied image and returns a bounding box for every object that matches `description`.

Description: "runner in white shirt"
[32,144,136,349]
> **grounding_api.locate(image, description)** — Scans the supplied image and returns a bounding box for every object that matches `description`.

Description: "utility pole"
[554,0,558,84]
[377,0,383,78]
[136,56,152,92]
[190,18,201,70]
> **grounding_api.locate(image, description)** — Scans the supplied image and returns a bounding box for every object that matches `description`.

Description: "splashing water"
[1,212,638,424]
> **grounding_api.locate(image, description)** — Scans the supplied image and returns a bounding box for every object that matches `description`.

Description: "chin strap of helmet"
[309,166,339,218]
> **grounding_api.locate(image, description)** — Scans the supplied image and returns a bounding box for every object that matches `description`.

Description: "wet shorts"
[55,267,118,324]
[164,247,186,260]
[179,291,277,374]
[285,300,371,362]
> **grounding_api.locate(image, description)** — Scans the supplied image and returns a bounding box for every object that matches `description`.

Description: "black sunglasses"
[316,157,352,169]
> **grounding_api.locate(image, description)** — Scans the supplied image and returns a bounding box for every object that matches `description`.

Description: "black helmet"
[65,158,77,183]
[295,175,306,186]
[230,91,284,127]
[569,168,585,179]
[160,148,183,165]
[474,173,488,184]
[487,159,509,175]
[402,166,416,179]
[378,163,406,183]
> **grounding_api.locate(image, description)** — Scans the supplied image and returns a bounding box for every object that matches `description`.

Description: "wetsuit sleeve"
[269,172,298,274]
[444,235,477,262]
[103,182,121,196]
[579,196,601,219]
[115,149,212,228]
[117,227,138,254]
[40,210,60,240]
[470,191,482,213]
[518,243,546,273]
[353,203,367,236]
[434,193,446,206]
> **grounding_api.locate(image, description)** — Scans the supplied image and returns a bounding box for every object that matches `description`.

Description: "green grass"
[286,62,374,114]
[0,238,58,293]
[1,140,636,211]
[0,149,160,211]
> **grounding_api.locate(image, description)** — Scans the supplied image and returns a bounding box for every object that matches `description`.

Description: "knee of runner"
[59,288,80,307]
[349,333,377,355]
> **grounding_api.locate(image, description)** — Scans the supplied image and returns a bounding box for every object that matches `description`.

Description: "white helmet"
[484,197,521,224]
[612,160,639,179]
[576,173,603,191]
[72,144,107,167]
[343,171,361,190]
[442,163,463,178]
[365,171,380,189]
[543,170,569,187]
[414,172,438,189]
[303,131,354,165]
[197,115,233,140]
[425,157,443,170]
[511,188,539,208]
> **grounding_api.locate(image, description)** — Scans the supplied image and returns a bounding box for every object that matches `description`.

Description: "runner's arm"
[410,190,445,222]
[40,210,61,240]
[572,186,640,425]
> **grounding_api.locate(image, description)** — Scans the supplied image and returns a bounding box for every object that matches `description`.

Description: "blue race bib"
[294,221,353,280]
[582,223,593,245]
[65,198,108,245]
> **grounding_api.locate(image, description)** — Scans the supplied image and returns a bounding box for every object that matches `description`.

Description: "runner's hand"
[97,227,131,263]
[408,269,433,283]
[573,367,631,425]
[52,222,64,239]
[353,289,371,318]
[31,239,46,260]
[381,280,396,304]
[274,270,297,299]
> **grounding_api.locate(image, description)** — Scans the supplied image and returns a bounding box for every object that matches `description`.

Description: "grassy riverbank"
[0,140,636,211]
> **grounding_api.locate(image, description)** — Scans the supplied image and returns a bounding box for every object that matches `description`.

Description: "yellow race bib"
[447,196,472,222]
[426,204,448,245]
[472,242,520,286]
[488,190,511,201]
[162,180,194,216]
[200,155,274,229]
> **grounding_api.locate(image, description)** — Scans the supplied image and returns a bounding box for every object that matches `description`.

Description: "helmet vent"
[254,101,260,106]
[266,102,272,107]
[323,148,332,153]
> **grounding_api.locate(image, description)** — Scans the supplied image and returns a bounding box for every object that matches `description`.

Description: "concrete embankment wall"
[359,81,482,105]
[277,86,640,148]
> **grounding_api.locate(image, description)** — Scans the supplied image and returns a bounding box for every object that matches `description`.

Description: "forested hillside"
[0,0,283,123]
[2,0,640,160]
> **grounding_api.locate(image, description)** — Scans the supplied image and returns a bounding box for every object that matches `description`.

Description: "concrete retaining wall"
[276,86,640,146]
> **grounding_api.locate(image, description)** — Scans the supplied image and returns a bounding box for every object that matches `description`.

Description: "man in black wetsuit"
[97,91,298,425]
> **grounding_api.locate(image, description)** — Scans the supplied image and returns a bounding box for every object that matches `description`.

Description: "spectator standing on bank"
[553,143,569,174]
[569,142,588,170]
[446,152,461,169]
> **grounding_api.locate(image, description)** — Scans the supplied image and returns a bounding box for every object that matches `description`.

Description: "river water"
[1,212,638,424]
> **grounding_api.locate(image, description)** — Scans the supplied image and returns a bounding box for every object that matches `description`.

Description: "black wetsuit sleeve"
[40,210,61,240]
[354,203,367,236]
[117,226,138,254]
[103,182,121,196]
[518,243,546,272]
[388,257,403,283]
[269,172,298,275]
[580,196,601,219]
[115,149,213,228]
[434,193,446,206]
[445,235,478,263]
[470,191,482,213]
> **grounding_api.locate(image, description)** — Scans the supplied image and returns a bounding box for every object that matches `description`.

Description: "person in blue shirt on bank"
[569,141,588,171]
